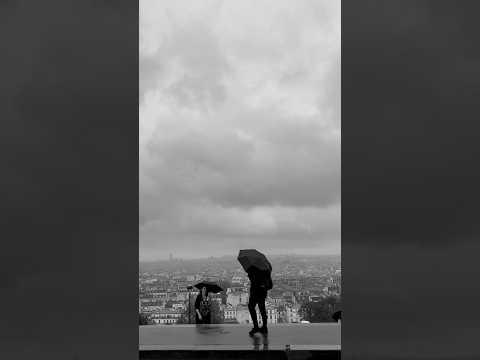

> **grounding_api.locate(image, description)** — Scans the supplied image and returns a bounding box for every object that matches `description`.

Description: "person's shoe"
[249,327,261,336]
[260,326,268,334]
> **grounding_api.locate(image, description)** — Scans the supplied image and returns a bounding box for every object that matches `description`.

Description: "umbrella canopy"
[194,281,223,294]
[237,249,272,272]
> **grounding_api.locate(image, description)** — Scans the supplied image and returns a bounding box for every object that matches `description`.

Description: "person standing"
[194,286,211,324]
[247,267,272,336]
[237,249,273,336]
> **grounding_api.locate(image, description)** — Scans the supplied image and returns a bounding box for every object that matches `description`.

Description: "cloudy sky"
[139,0,340,261]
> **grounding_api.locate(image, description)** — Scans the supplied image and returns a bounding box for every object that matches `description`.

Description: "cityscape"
[139,254,341,326]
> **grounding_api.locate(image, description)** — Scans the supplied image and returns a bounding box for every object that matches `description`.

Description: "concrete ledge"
[140,345,340,351]
[139,323,340,359]
[139,349,340,360]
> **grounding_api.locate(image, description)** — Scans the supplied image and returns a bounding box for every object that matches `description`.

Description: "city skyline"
[140,251,341,263]
[140,0,341,261]
[139,252,341,325]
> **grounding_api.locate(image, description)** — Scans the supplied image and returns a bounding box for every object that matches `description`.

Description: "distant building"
[232,304,278,325]
[224,304,237,320]
[268,296,284,306]
[282,291,296,304]
[330,272,341,293]
[171,302,186,311]
[150,309,182,324]
[227,291,249,307]
[230,285,245,293]
[265,307,278,324]
[235,305,251,324]
[285,306,300,323]
[231,276,243,285]
[142,305,163,314]
[151,292,168,299]
[173,292,189,301]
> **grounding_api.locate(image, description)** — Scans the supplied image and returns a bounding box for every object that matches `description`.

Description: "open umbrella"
[194,281,223,294]
[237,249,272,272]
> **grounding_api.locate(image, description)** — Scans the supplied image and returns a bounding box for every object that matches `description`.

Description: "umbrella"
[237,249,272,272]
[194,281,223,294]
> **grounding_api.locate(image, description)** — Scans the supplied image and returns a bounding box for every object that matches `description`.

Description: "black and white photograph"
[139,0,341,355]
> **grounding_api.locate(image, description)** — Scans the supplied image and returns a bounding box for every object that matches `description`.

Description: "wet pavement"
[139,323,340,351]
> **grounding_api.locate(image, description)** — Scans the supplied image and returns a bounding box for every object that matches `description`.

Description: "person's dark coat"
[248,268,273,291]
[194,293,211,324]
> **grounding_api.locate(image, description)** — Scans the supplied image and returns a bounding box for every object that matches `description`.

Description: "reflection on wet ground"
[195,324,230,335]
[195,324,270,350]
[140,323,340,351]
[251,332,269,351]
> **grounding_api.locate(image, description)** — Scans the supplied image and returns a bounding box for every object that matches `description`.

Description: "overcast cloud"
[139,0,340,260]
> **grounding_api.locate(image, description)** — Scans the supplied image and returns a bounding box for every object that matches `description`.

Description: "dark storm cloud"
[142,116,340,209]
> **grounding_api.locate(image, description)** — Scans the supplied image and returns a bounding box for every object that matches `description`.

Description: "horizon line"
[140,252,341,263]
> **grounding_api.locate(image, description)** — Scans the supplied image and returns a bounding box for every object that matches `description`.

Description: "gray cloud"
[140,0,340,260]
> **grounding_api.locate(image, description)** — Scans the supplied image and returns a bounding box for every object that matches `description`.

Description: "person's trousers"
[248,288,268,328]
